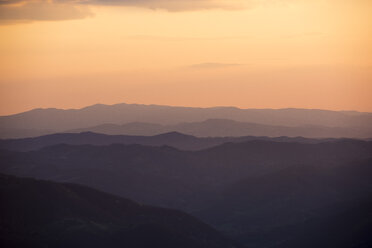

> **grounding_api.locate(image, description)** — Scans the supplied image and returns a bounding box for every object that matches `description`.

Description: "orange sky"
[0,0,371,115]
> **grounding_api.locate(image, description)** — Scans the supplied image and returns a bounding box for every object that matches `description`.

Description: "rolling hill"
[1,140,371,211]
[0,131,340,152]
[68,118,372,138]
[0,174,240,248]
[0,139,371,247]
[1,103,371,138]
[195,159,372,247]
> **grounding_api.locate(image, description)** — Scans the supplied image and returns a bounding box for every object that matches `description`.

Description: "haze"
[1,0,371,115]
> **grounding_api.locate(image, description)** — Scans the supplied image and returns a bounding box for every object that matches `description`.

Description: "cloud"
[0,0,23,4]
[0,1,93,24]
[0,0,285,24]
[0,0,250,24]
[124,34,254,41]
[189,62,244,69]
[80,0,249,11]
[281,31,325,39]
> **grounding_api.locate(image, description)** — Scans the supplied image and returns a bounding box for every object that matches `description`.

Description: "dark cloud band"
[0,0,247,24]
[0,1,92,23]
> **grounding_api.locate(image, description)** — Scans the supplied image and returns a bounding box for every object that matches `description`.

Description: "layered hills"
[0,131,341,152]
[1,103,371,247]
[1,103,371,138]
[1,138,371,247]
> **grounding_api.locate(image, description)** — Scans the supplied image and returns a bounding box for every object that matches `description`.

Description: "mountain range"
[1,138,371,247]
[68,118,372,138]
[0,131,342,152]
[1,139,371,209]
[1,103,372,247]
[1,103,371,138]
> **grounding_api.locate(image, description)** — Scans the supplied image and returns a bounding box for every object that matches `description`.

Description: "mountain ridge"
[1,139,371,211]
[7,103,372,116]
[0,131,361,152]
[1,140,371,247]
[1,103,371,139]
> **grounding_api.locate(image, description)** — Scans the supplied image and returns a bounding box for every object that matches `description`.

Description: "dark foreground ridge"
[1,139,372,247]
[1,139,371,211]
[0,174,240,248]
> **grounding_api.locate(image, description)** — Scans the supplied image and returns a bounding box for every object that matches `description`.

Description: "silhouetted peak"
[155,131,194,138]
[84,103,106,108]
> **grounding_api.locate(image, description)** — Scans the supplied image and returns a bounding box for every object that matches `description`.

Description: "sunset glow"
[1,0,371,114]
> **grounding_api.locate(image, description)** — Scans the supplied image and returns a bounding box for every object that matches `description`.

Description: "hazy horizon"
[1,0,372,115]
[2,101,372,117]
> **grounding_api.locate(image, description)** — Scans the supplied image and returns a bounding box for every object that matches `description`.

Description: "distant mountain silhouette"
[0,174,240,248]
[70,122,165,136]
[0,103,371,138]
[70,118,372,138]
[0,131,342,152]
[0,127,56,139]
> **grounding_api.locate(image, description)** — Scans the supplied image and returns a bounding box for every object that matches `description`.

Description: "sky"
[0,0,371,115]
